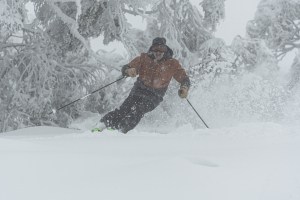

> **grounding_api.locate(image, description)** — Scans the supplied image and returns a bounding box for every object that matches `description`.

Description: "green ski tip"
[91,127,114,133]
[91,128,103,133]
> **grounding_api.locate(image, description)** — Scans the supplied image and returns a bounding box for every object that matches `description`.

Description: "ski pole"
[48,76,125,115]
[186,98,209,128]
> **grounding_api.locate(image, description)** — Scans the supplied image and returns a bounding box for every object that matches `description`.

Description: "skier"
[99,37,190,133]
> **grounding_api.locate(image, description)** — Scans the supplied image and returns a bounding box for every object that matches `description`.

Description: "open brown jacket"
[122,46,190,104]
[127,53,190,89]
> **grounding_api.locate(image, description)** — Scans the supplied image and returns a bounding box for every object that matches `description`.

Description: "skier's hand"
[178,86,189,98]
[125,68,137,77]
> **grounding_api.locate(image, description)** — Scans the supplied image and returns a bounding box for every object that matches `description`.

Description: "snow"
[3,1,300,199]
[1,122,300,200]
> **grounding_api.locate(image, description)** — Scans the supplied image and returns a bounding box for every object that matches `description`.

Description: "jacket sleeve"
[121,55,142,76]
[130,55,143,70]
[173,60,191,88]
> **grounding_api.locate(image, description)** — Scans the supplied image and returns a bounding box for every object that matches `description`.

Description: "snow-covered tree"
[0,0,228,132]
[201,0,225,31]
[0,0,26,38]
[231,35,279,76]
[246,0,300,59]
[31,0,156,57]
[189,38,237,86]
[0,25,102,132]
[32,0,96,55]
[0,0,109,132]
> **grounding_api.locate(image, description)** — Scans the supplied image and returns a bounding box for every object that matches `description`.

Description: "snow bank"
[1,123,300,200]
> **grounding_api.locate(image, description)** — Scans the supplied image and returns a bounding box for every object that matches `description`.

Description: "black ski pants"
[100,95,159,133]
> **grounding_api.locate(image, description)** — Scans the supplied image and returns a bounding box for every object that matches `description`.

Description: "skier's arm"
[172,61,190,98]
[173,61,191,89]
[121,55,142,77]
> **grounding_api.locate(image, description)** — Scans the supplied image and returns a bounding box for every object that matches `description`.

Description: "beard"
[154,52,164,60]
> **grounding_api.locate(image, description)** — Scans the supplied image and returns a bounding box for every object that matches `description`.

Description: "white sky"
[213,0,261,44]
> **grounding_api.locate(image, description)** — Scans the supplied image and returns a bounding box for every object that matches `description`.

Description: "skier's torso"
[129,53,188,89]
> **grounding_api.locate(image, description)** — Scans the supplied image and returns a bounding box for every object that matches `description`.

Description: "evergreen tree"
[231,35,278,76]
[189,38,237,86]
[0,0,26,37]
[201,0,225,31]
[246,0,300,59]
[246,0,300,90]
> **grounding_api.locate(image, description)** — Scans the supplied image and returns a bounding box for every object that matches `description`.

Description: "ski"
[91,127,114,133]
[91,127,105,133]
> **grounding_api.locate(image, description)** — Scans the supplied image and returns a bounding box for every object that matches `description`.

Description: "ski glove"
[178,86,189,98]
[125,68,137,77]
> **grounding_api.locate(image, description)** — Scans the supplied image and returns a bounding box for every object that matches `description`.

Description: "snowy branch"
[123,8,158,16]
[46,0,92,53]
[75,0,81,21]
[2,34,12,43]
[0,43,26,49]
